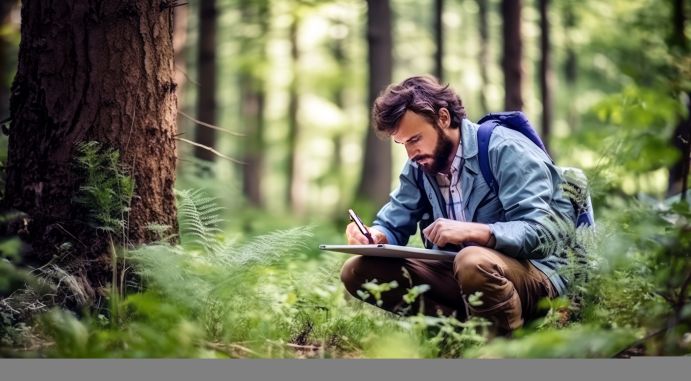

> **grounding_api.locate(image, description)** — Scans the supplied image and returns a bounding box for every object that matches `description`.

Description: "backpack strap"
[477,119,500,195]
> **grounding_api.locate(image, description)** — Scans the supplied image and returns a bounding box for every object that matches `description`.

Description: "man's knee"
[453,246,499,291]
[340,256,369,295]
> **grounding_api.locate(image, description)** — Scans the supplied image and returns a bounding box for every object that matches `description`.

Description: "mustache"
[412,154,432,162]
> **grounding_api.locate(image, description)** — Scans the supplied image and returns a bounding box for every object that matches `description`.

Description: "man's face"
[392,110,455,174]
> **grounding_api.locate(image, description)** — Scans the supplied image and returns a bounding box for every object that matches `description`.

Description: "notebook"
[319,244,457,261]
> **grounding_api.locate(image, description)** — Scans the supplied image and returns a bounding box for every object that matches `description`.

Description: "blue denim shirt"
[371,118,577,296]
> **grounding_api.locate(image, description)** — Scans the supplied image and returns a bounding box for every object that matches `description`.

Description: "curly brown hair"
[371,75,467,138]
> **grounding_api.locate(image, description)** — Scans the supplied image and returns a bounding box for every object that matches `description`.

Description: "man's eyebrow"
[394,134,420,145]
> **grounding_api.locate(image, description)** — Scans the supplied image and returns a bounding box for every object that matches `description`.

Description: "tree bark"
[501,0,523,111]
[538,0,553,152]
[433,0,444,81]
[476,0,490,113]
[194,0,218,164]
[4,0,178,307]
[356,0,393,209]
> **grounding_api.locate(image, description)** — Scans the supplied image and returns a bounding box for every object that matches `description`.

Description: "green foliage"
[467,325,638,358]
[72,141,134,236]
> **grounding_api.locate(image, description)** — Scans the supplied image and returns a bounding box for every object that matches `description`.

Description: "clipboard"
[319,244,457,261]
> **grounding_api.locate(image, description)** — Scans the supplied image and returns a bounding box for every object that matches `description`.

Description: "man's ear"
[438,107,451,129]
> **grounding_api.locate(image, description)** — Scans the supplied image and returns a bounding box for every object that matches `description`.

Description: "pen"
[348,209,375,244]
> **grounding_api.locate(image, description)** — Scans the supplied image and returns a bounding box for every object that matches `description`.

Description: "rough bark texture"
[501,0,523,111]
[194,0,217,163]
[356,0,393,208]
[539,0,553,153]
[433,0,444,82]
[5,0,178,307]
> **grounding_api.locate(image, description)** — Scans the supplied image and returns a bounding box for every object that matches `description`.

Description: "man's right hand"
[345,223,388,245]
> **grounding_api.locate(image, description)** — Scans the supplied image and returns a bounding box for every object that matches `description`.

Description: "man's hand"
[346,223,388,245]
[422,218,494,247]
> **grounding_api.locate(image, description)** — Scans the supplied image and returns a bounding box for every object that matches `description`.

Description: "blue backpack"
[476,112,595,227]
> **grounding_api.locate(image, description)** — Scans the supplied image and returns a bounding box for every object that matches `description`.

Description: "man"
[341,75,577,335]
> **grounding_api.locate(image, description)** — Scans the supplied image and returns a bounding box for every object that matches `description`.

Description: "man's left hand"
[422,218,493,247]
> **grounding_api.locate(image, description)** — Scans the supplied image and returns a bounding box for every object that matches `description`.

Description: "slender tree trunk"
[538,0,553,152]
[194,0,217,164]
[239,0,268,208]
[356,0,393,209]
[563,3,578,129]
[287,14,306,214]
[668,0,690,199]
[329,19,350,216]
[501,0,523,111]
[0,1,18,122]
[4,0,178,308]
[433,0,444,81]
[477,0,490,113]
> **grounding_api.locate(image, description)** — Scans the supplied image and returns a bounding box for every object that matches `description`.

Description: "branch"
[176,137,245,164]
[178,111,244,136]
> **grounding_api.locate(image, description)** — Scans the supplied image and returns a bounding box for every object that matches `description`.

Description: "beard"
[414,127,455,174]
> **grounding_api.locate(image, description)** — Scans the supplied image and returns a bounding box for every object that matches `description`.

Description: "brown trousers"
[340,246,556,333]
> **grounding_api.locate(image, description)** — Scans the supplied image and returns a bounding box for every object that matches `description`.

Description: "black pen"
[348,209,375,244]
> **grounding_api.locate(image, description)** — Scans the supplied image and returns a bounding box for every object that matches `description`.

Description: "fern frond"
[175,188,224,254]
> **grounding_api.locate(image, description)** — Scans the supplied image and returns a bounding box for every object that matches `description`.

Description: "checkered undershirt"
[435,142,465,222]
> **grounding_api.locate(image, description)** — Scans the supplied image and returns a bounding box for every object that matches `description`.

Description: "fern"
[72,141,134,236]
[175,188,225,254]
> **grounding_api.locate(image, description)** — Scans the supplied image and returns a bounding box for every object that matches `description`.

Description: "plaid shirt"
[435,142,465,222]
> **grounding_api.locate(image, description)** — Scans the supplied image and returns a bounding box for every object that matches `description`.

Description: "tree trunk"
[194,0,217,164]
[239,0,268,208]
[356,0,393,209]
[476,0,490,113]
[538,0,553,152]
[4,0,178,308]
[433,0,444,81]
[667,0,690,198]
[0,1,18,123]
[287,14,306,214]
[562,2,578,129]
[501,0,523,111]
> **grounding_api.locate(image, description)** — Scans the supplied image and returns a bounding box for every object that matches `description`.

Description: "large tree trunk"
[538,0,553,152]
[501,0,523,111]
[433,0,444,81]
[194,0,218,164]
[4,0,178,308]
[356,0,393,209]
[239,0,268,208]
[476,0,490,114]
